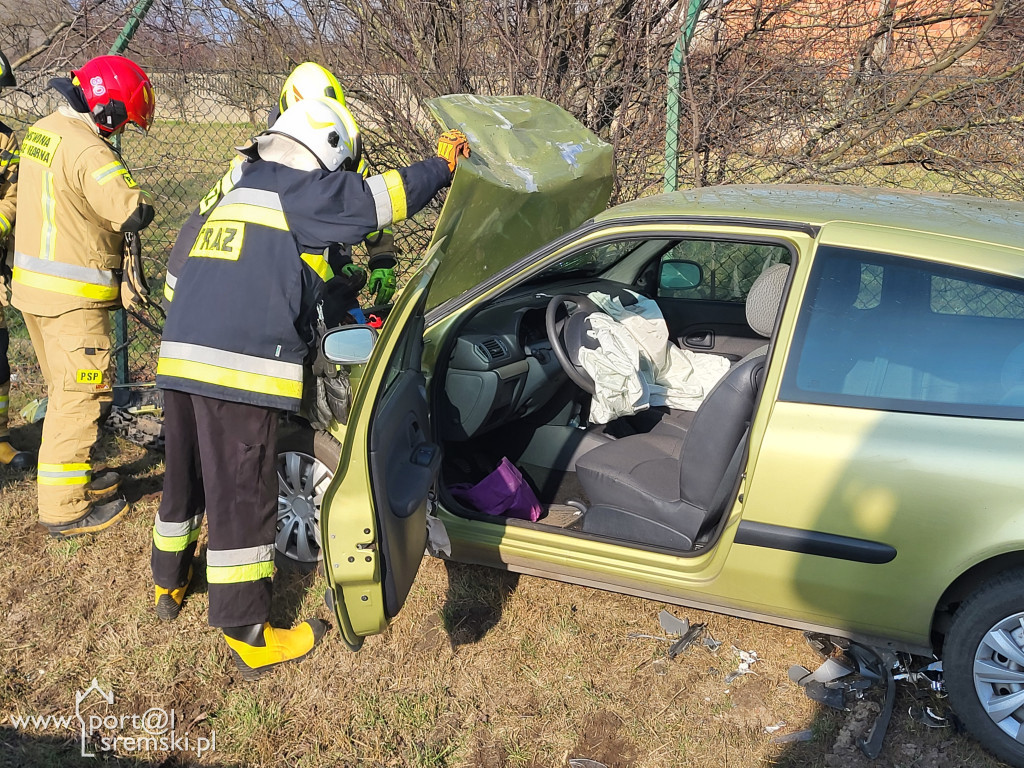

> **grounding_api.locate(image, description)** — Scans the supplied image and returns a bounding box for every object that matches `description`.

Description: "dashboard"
[438,278,634,441]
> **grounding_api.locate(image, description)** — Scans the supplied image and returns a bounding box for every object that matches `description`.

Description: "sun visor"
[423,95,614,313]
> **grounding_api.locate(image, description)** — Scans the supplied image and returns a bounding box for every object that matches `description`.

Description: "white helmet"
[266,97,362,172]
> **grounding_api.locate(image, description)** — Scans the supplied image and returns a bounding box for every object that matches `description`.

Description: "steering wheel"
[545,294,605,394]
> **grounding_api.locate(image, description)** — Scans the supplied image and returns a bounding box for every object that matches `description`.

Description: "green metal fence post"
[665,0,707,193]
[107,0,155,390]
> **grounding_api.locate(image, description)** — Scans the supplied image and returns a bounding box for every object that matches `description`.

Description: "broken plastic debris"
[569,760,608,768]
[764,721,786,734]
[19,397,47,423]
[658,609,689,636]
[771,729,814,745]
[724,646,759,683]
[909,705,949,728]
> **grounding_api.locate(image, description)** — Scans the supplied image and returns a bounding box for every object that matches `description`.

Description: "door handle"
[684,330,714,349]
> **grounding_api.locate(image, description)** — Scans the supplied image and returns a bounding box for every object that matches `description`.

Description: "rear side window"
[656,240,791,302]
[781,245,1024,418]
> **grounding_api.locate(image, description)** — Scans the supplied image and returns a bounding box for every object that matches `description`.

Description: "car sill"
[734,521,897,564]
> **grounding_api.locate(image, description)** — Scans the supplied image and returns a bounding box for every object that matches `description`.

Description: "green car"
[307,96,1024,766]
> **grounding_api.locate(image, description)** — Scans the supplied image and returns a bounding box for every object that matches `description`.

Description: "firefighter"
[162,62,396,320]
[151,96,469,679]
[11,55,155,536]
[0,50,36,470]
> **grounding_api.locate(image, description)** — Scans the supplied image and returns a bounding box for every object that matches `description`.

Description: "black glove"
[309,345,352,429]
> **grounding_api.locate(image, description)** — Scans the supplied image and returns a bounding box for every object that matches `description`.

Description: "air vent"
[478,338,509,362]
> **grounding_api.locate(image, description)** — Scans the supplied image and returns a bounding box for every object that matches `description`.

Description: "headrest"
[745,263,790,338]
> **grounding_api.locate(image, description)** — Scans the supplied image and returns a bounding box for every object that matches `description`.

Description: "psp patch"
[76,369,104,385]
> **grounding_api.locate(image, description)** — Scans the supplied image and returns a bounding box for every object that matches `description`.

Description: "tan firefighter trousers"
[22,308,112,524]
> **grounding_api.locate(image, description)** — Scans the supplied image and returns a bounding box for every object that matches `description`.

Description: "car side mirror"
[660,259,703,290]
[322,326,377,364]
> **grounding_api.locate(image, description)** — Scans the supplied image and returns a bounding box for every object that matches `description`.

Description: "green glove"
[368,267,397,305]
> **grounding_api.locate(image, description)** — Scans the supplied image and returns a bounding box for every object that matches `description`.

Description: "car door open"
[320,261,441,651]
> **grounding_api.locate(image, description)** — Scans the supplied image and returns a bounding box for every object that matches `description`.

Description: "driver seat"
[573,263,789,550]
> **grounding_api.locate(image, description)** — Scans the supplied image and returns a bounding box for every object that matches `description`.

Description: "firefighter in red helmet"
[12,55,156,537]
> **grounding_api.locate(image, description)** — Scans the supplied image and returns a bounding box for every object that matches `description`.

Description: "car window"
[781,245,1024,418]
[656,240,791,301]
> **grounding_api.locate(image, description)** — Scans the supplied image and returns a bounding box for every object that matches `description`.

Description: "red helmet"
[72,55,155,134]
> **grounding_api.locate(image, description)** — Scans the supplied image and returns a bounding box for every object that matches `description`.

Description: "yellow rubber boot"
[154,566,193,621]
[0,439,36,471]
[223,620,328,681]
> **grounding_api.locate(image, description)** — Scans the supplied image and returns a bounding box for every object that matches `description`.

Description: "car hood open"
[422,94,614,312]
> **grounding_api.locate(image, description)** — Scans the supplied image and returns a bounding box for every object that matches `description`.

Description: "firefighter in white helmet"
[151,96,469,679]
[162,62,396,321]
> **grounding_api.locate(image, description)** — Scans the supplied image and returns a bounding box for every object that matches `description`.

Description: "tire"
[275,425,341,571]
[945,569,1024,768]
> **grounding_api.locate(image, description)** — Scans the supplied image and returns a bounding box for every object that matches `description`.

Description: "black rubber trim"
[735,520,896,564]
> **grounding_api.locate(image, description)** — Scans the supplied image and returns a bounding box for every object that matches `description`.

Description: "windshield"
[528,239,648,282]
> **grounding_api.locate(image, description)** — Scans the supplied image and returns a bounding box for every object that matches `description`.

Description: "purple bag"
[450,457,543,522]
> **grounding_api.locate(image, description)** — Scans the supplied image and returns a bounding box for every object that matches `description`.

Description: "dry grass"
[0,396,1007,768]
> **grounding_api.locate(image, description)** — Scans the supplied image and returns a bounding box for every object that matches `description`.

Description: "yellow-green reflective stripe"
[163,272,177,302]
[300,252,333,282]
[382,170,407,221]
[41,171,57,260]
[206,561,275,584]
[12,267,120,301]
[157,358,303,400]
[208,203,287,230]
[38,462,91,486]
[0,213,10,238]
[92,161,128,186]
[152,527,201,553]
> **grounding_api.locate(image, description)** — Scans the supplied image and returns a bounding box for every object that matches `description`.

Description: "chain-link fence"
[3,65,1024,393]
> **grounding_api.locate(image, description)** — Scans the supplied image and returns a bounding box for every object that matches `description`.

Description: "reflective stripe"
[158,340,304,400]
[38,462,91,487]
[206,544,275,584]
[152,513,204,553]
[207,189,287,229]
[41,171,57,260]
[155,513,204,538]
[207,544,275,567]
[92,161,131,186]
[206,561,275,584]
[163,272,177,302]
[0,213,9,239]
[13,251,119,301]
[208,204,286,231]
[300,252,334,282]
[220,188,281,210]
[365,170,407,228]
[0,394,8,415]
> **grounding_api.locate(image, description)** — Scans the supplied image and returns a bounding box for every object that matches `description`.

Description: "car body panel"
[423,94,615,313]
[736,400,1024,647]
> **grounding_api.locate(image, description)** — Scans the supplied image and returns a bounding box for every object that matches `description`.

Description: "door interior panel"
[368,368,440,618]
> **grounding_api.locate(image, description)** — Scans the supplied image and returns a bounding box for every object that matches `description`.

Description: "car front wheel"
[946,569,1024,768]
[275,426,340,569]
